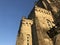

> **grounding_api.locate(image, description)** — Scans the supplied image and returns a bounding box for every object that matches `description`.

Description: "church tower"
[28,5,55,45]
[16,17,33,45]
[16,0,60,45]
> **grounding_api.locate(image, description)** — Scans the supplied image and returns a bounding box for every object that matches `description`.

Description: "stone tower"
[28,5,55,45]
[16,0,60,45]
[16,17,33,45]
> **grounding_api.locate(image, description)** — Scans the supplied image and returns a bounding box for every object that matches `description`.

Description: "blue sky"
[0,0,37,45]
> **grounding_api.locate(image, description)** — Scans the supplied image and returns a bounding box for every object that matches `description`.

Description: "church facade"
[16,0,60,45]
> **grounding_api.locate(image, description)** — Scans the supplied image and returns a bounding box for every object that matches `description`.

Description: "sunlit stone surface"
[16,0,60,45]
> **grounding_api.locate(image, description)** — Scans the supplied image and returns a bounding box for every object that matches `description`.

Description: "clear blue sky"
[0,0,37,45]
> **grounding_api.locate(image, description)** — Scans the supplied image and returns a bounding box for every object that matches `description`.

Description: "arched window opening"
[27,34,30,45]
